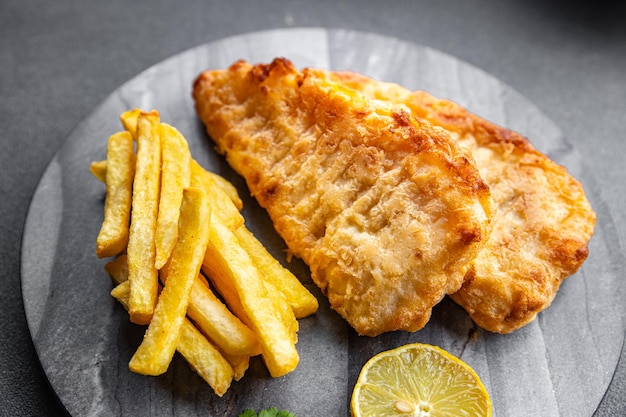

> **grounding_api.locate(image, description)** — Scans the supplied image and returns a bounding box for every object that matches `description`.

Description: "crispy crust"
[331,70,596,333]
[193,58,494,336]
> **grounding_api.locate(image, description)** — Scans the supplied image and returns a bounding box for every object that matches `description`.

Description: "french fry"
[120,108,141,138]
[205,170,243,210]
[202,221,299,378]
[110,280,131,309]
[190,159,244,231]
[105,254,129,285]
[177,319,233,396]
[96,109,316,392]
[129,187,211,375]
[96,131,135,258]
[97,155,244,214]
[110,280,233,396]
[107,255,259,358]
[220,351,250,381]
[186,277,261,356]
[192,160,317,319]
[261,278,299,344]
[205,258,297,345]
[154,123,191,269]
[127,110,162,325]
[89,159,107,182]
[95,157,243,209]
[201,264,251,329]
[235,227,318,318]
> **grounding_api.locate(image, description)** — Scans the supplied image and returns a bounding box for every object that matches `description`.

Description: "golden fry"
[186,277,261,356]
[104,254,129,286]
[94,158,243,210]
[192,161,316,320]
[89,160,107,182]
[97,109,312,389]
[220,351,250,381]
[154,123,191,270]
[96,131,135,258]
[235,226,318,318]
[129,187,211,375]
[177,319,234,396]
[110,280,132,309]
[110,281,233,396]
[206,170,243,210]
[120,108,141,138]
[261,277,299,344]
[190,159,244,231]
[109,253,259,357]
[127,110,162,325]
[202,221,299,378]
[201,264,251,328]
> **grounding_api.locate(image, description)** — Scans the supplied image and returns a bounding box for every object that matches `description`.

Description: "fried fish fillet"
[193,58,494,336]
[329,71,597,333]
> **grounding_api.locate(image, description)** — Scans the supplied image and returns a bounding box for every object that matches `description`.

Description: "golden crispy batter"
[193,58,494,336]
[330,71,596,333]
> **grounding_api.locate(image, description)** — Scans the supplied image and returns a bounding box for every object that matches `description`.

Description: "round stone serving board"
[21,28,625,417]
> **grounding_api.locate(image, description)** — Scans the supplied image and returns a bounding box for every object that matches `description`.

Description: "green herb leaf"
[238,407,296,417]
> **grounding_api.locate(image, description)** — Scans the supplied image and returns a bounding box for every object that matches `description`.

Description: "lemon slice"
[351,343,492,417]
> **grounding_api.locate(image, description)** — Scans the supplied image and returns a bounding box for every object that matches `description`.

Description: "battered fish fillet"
[193,58,494,336]
[329,71,597,333]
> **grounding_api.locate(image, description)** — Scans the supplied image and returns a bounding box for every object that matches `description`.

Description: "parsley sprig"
[238,407,297,417]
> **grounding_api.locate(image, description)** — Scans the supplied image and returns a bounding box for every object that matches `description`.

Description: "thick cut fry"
[201,264,251,328]
[96,131,135,258]
[154,124,192,269]
[111,281,233,396]
[177,319,233,396]
[201,230,296,346]
[206,171,243,210]
[108,254,259,357]
[186,277,261,356]
[105,254,129,285]
[129,187,211,375]
[202,221,299,377]
[261,278,299,344]
[96,157,243,211]
[235,227,318,318]
[127,110,162,325]
[220,352,250,381]
[89,159,107,182]
[190,159,244,231]
[110,280,132,309]
[120,108,141,138]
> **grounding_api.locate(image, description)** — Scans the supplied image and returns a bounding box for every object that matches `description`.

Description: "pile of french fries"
[91,109,318,396]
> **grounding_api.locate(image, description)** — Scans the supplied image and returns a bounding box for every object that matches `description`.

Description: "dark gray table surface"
[2,1,625,416]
